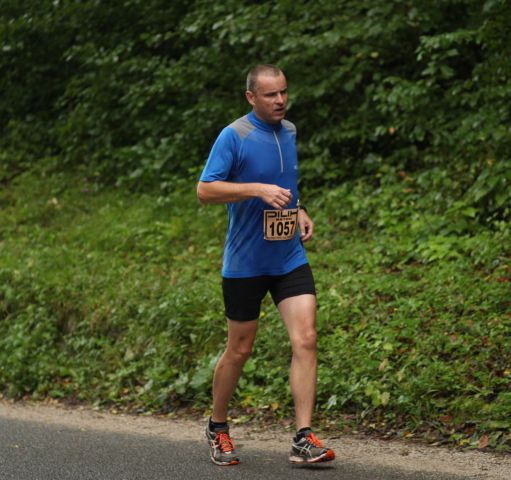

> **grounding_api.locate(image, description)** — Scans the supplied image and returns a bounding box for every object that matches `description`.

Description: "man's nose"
[275,93,284,103]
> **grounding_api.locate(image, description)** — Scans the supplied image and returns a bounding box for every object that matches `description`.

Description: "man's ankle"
[209,417,229,432]
[294,427,312,441]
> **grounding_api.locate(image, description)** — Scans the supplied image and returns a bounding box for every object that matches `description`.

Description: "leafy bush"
[1,1,510,222]
[1,171,510,450]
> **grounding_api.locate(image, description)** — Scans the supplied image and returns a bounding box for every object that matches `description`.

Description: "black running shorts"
[222,263,316,321]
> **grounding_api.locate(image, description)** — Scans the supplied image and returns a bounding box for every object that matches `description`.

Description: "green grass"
[0,168,510,450]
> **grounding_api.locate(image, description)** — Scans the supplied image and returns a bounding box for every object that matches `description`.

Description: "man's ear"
[245,90,256,107]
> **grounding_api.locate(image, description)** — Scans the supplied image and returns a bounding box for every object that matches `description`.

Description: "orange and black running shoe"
[289,430,335,464]
[205,424,240,466]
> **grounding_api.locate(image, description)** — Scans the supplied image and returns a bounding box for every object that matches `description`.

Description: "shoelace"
[214,432,235,453]
[306,432,324,448]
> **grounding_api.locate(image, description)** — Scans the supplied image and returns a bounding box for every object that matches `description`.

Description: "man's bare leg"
[278,294,317,430]
[211,319,258,423]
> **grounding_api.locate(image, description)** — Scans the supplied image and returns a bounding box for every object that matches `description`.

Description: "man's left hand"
[298,209,314,242]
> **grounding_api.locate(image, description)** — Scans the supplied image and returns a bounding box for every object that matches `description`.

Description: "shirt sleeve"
[199,127,240,182]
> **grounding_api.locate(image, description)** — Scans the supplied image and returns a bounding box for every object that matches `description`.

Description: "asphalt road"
[0,415,469,480]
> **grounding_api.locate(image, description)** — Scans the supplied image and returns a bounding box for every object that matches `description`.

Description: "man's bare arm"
[197,181,292,210]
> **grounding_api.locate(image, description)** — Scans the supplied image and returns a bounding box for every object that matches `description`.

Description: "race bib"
[264,208,298,241]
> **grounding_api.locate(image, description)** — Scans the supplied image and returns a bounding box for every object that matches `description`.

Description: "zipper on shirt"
[273,130,284,174]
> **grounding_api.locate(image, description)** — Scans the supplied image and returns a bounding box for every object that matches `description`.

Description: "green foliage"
[0,169,226,407]
[1,1,510,222]
[1,171,510,450]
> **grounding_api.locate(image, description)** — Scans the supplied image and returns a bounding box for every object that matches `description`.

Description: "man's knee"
[226,345,253,365]
[292,328,317,353]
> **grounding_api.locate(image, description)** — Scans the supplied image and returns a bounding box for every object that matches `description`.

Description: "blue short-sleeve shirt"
[199,111,308,278]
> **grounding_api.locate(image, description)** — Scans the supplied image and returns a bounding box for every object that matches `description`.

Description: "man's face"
[245,73,288,124]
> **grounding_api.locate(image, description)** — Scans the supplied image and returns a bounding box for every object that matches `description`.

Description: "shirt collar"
[248,111,282,132]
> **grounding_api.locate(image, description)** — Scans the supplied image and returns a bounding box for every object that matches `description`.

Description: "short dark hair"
[246,64,283,92]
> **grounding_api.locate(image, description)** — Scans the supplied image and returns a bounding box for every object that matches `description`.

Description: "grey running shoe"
[289,430,335,464]
[205,424,240,466]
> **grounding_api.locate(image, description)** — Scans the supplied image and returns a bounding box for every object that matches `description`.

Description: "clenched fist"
[258,184,292,209]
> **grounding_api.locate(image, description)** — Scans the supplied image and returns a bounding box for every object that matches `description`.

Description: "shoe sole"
[289,449,335,464]
[210,455,240,466]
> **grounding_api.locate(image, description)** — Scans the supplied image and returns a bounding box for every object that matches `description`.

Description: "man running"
[197,64,335,466]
